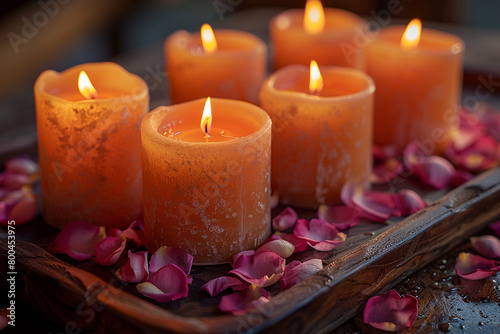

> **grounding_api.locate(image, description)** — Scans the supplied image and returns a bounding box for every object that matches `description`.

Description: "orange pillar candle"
[165,24,267,104]
[366,19,464,152]
[270,1,367,70]
[260,63,374,208]
[34,62,149,229]
[141,98,272,264]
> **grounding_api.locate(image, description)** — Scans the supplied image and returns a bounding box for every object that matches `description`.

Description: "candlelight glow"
[201,24,217,53]
[304,0,325,34]
[401,18,421,50]
[78,71,98,100]
[309,60,323,94]
[201,97,212,137]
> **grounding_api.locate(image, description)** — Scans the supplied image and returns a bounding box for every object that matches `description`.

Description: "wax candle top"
[151,98,271,144]
[268,64,375,99]
[169,29,266,56]
[376,24,464,54]
[36,62,148,102]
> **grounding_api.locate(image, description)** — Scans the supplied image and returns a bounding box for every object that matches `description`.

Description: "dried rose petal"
[470,236,500,259]
[272,207,298,231]
[412,156,456,189]
[455,252,500,280]
[293,219,346,252]
[137,264,189,302]
[219,284,270,315]
[489,220,500,236]
[119,220,144,246]
[317,204,359,231]
[93,236,126,266]
[48,221,106,261]
[0,187,38,226]
[340,182,357,208]
[445,135,499,172]
[363,289,418,332]
[4,157,39,178]
[116,250,149,283]
[201,276,243,297]
[352,188,401,222]
[451,170,474,187]
[274,232,308,253]
[280,259,323,291]
[229,250,285,287]
[150,246,194,275]
[371,158,403,184]
[0,171,32,190]
[373,144,399,162]
[397,189,427,216]
[255,236,295,258]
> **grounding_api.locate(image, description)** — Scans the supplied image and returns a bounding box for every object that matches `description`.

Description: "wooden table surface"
[1,7,500,334]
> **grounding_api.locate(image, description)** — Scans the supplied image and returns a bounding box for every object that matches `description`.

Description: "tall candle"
[270,2,367,70]
[260,63,374,208]
[34,62,149,229]
[366,19,464,152]
[165,25,267,104]
[141,98,272,264]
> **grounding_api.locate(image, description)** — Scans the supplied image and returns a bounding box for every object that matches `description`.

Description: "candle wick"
[220,131,238,139]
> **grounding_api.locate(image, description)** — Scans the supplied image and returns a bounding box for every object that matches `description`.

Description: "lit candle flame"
[304,0,325,34]
[401,18,422,50]
[201,23,217,53]
[78,71,98,100]
[309,60,323,94]
[201,97,212,138]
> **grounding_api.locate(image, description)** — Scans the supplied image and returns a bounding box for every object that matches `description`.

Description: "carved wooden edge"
[1,167,500,334]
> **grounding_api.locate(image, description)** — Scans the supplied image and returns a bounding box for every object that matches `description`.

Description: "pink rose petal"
[489,220,500,236]
[0,313,7,331]
[351,188,401,222]
[120,220,144,246]
[471,235,500,259]
[280,259,323,291]
[270,191,279,209]
[229,251,285,287]
[150,246,194,275]
[274,232,308,253]
[317,204,360,231]
[397,189,427,216]
[446,135,499,172]
[0,187,38,226]
[340,182,357,208]
[293,219,346,252]
[373,144,399,162]
[272,207,298,231]
[48,221,106,261]
[255,237,295,258]
[363,289,418,332]
[0,171,31,190]
[4,156,39,177]
[371,158,403,184]
[219,284,270,315]
[116,250,149,283]
[455,252,500,280]
[137,264,189,302]
[93,236,126,266]
[451,170,475,187]
[201,276,243,297]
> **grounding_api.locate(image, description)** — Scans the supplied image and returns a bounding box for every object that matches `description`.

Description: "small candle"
[260,63,374,208]
[366,19,464,152]
[270,1,367,70]
[141,98,272,264]
[165,24,267,104]
[34,62,149,229]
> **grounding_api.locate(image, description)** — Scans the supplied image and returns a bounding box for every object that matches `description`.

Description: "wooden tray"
[2,167,500,333]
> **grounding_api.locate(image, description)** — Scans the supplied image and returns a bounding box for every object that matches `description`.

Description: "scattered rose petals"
[446,135,500,172]
[455,252,500,280]
[351,188,401,222]
[48,221,106,261]
[489,220,500,236]
[274,232,308,253]
[137,264,189,302]
[0,187,38,226]
[280,259,323,291]
[93,236,126,266]
[219,284,270,315]
[471,235,500,259]
[363,289,418,332]
[317,204,360,231]
[229,251,285,287]
[272,207,298,231]
[201,276,243,297]
[4,156,39,178]
[116,250,149,283]
[120,220,144,246]
[397,189,427,216]
[293,219,346,252]
[371,158,403,184]
[149,246,194,275]
[256,236,295,258]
